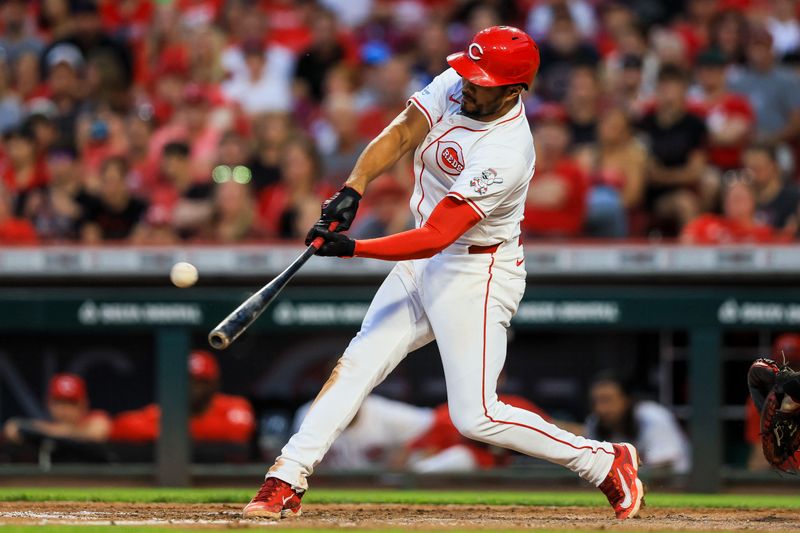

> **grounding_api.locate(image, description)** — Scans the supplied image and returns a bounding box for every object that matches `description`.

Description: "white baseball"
[170,261,198,288]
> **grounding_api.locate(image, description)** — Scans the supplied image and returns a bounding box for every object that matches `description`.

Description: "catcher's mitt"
[759,363,800,472]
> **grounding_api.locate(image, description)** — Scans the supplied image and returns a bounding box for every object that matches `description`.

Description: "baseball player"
[243,26,644,520]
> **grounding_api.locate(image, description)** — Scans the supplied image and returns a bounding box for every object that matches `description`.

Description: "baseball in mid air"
[170,261,198,288]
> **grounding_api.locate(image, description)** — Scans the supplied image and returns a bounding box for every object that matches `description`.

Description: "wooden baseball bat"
[208,222,338,350]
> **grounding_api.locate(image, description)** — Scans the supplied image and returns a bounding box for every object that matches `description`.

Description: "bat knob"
[208,330,231,350]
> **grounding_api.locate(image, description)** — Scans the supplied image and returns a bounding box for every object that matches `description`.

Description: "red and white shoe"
[242,477,303,519]
[598,443,644,519]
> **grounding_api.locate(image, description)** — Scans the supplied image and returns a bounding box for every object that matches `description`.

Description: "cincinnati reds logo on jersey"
[436,140,465,176]
[470,169,503,194]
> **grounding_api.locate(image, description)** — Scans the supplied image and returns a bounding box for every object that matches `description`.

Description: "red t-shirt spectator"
[692,94,754,170]
[682,214,774,244]
[0,218,39,244]
[109,393,255,444]
[2,159,49,193]
[522,160,588,237]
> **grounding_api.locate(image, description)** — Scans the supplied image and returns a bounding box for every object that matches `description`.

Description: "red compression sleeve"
[354,196,481,261]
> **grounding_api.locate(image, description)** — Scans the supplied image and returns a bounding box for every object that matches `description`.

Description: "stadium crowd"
[1,0,800,244]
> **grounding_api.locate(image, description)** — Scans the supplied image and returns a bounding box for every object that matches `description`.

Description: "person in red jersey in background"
[0,183,38,244]
[522,103,588,238]
[403,394,551,473]
[3,373,111,444]
[745,334,800,471]
[690,48,754,173]
[110,350,254,444]
[682,175,775,244]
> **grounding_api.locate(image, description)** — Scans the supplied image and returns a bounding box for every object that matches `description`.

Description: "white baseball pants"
[268,241,614,490]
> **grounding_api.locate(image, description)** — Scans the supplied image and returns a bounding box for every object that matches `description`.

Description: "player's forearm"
[354,197,480,261]
[346,127,411,194]
[345,107,427,194]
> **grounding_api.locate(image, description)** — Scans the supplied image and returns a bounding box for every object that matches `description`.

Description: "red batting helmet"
[49,373,87,403]
[447,26,540,90]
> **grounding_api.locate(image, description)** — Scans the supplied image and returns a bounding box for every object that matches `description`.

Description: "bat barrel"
[208,329,231,350]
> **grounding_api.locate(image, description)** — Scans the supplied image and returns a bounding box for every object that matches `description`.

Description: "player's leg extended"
[269,260,433,490]
[422,250,614,481]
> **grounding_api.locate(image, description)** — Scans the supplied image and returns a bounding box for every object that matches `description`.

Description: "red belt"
[468,243,500,254]
[467,236,523,255]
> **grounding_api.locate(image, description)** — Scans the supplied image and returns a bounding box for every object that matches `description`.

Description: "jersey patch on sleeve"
[470,169,503,195]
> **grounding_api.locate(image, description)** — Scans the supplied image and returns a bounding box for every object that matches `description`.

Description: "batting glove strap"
[309,228,356,257]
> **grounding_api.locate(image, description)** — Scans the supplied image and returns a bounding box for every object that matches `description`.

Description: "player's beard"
[460,96,505,120]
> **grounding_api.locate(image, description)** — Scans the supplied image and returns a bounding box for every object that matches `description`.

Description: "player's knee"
[449,410,491,442]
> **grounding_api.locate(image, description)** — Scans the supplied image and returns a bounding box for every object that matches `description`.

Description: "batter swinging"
[244,26,644,520]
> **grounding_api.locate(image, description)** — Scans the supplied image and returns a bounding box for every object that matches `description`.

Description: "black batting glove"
[308,228,356,257]
[305,186,361,245]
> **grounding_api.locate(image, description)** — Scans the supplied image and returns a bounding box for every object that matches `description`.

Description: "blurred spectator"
[745,333,800,471]
[3,373,111,444]
[577,108,645,237]
[152,141,213,240]
[202,180,259,242]
[403,394,550,473]
[294,8,348,104]
[691,48,754,172]
[639,65,707,237]
[78,156,147,242]
[1,126,49,202]
[709,8,748,65]
[149,83,224,181]
[527,0,598,41]
[15,50,44,103]
[26,111,60,157]
[0,0,44,66]
[350,177,413,239]
[40,1,133,91]
[585,372,690,474]
[728,27,800,148]
[38,0,74,41]
[21,144,92,240]
[319,0,372,29]
[523,104,588,238]
[0,54,23,134]
[745,144,800,236]
[357,56,415,139]
[767,0,800,58]
[76,111,129,180]
[682,176,775,244]
[258,136,331,239]
[248,112,294,192]
[607,53,648,116]
[565,65,601,147]
[411,21,452,88]
[315,94,368,185]
[111,350,255,444]
[293,394,433,471]
[536,8,599,102]
[125,111,156,194]
[0,184,37,244]
[44,42,86,147]
[221,39,292,115]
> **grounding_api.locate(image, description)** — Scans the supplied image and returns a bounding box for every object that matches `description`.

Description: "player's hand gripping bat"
[208,222,338,350]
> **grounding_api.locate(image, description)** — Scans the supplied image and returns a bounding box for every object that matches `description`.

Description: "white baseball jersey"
[407,68,536,247]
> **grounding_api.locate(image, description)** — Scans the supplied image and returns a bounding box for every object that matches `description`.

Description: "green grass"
[0,487,798,509]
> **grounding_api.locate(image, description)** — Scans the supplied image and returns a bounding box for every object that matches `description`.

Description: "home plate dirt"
[1,501,799,531]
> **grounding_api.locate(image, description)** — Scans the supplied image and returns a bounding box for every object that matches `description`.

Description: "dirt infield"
[1,501,799,531]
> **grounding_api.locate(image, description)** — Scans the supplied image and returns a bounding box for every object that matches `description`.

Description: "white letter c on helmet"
[468,43,484,61]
